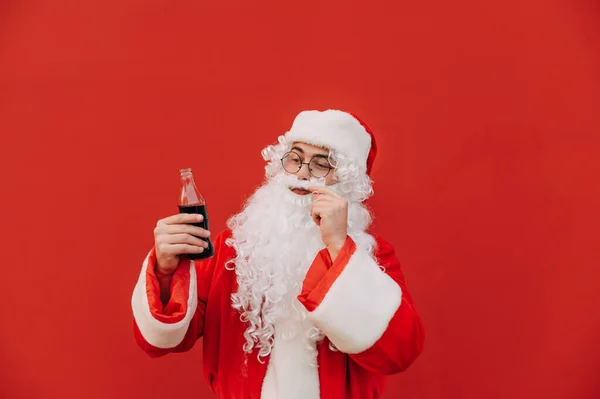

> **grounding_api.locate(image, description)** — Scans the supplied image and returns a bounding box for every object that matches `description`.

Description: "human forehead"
[290,142,330,157]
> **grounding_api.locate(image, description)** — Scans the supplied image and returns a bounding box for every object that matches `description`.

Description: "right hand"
[154,213,211,276]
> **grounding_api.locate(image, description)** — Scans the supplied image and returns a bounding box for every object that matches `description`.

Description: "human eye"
[312,158,330,170]
[284,157,301,168]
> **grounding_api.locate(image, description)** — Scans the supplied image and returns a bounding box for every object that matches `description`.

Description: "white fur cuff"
[131,253,198,349]
[307,249,402,354]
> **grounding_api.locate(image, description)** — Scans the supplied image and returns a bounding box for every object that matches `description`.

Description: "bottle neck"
[179,171,205,206]
[180,172,194,185]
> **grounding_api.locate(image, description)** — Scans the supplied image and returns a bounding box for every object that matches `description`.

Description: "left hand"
[309,186,348,260]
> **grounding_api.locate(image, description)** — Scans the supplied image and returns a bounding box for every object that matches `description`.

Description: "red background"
[1,1,599,398]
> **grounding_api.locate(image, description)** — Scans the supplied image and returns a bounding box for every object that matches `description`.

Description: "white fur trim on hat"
[284,110,372,170]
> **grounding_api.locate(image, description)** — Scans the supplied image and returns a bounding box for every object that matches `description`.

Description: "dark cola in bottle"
[178,168,214,260]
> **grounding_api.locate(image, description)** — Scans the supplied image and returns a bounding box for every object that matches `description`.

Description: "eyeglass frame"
[280,150,335,178]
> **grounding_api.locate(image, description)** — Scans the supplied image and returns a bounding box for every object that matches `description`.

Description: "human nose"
[296,162,311,180]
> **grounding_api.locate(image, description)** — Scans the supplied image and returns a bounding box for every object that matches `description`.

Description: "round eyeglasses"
[281,151,333,178]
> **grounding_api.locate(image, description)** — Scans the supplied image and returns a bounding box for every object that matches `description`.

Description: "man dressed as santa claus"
[131,110,425,399]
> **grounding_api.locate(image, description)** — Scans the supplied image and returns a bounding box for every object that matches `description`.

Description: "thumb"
[310,207,321,226]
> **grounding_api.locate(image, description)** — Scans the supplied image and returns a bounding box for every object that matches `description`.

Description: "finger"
[308,186,342,198]
[168,244,204,255]
[310,203,328,220]
[158,213,204,226]
[309,203,319,221]
[164,233,209,248]
[311,199,332,211]
[311,199,329,211]
[311,195,335,205]
[164,224,211,238]
[312,214,321,226]
[310,208,321,225]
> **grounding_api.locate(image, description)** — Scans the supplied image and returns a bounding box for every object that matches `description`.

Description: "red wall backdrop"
[1,1,599,398]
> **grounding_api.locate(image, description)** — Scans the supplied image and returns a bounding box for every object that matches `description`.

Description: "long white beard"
[225,173,376,362]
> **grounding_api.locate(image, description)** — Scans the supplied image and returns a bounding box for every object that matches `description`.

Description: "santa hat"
[284,109,378,175]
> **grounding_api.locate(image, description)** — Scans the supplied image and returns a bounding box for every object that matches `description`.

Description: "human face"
[283,142,336,195]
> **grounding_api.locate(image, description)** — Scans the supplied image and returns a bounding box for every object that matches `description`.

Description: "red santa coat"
[131,229,424,399]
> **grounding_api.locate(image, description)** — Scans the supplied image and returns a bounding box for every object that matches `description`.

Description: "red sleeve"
[297,235,424,375]
[131,231,224,358]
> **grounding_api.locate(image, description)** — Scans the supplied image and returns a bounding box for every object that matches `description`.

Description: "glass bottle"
[178,168,214,260]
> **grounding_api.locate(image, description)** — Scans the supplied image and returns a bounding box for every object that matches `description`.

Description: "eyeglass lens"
[282,152,331,178]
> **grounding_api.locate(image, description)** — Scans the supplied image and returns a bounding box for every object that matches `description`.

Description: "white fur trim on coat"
[261,313,320,399]
[285,110,371,169]
[306,249,402,354]
[131,253,198,349]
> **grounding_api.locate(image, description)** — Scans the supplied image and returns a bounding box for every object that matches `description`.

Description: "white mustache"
[272,174,327,190]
